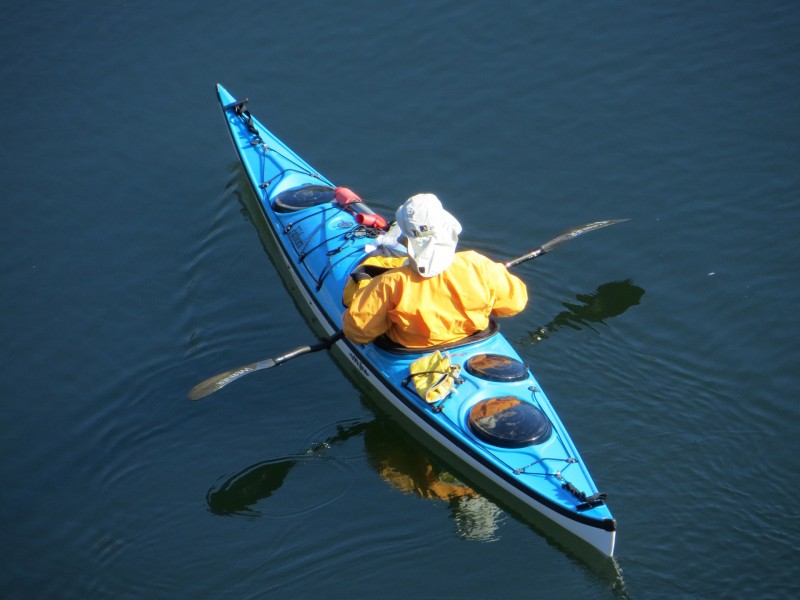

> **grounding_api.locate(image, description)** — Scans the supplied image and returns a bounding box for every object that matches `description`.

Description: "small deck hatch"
[465,354,528,382]
[273,185,335,212]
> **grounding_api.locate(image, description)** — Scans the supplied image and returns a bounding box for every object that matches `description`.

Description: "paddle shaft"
[187,219,627,399]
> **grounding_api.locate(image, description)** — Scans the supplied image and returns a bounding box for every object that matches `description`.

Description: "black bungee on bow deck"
[561,480,608,511]
[223,98,261,139]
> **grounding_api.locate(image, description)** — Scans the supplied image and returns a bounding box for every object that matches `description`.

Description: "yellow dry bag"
[407,351,461,403]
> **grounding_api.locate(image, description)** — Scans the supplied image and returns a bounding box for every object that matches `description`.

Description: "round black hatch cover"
[465,354,528,382]
[273,185,335,212]
[468,396,552,448]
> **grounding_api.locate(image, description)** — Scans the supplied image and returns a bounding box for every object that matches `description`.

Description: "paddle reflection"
[206,421,368,517]
[529,279,644,343]
[207,418,501,541]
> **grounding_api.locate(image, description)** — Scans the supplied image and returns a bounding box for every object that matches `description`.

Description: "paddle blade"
[187,360,274,400]
[505,219,629,269]
[540,219,629,254]
[186,332,343,401]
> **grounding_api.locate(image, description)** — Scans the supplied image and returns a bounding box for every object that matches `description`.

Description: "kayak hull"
[214,84,616,556]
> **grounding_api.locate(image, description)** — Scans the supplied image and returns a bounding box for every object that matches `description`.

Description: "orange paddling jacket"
[342,250,528,348]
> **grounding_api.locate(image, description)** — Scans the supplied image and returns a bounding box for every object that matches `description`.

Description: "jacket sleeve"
[342,275,396,344]
[487,261,528,317]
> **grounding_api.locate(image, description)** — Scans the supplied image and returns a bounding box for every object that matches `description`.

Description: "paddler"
[342,193,528,348]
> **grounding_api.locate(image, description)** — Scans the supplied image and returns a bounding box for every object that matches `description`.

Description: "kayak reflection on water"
[363,419,503,542]
[528,279,644,343]
[206,418,503,542]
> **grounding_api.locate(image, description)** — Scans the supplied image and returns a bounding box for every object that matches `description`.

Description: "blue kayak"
[214,84,616,556]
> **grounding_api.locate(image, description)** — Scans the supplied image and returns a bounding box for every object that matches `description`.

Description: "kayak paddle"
[187,218,627,400]
[187,331,344,400]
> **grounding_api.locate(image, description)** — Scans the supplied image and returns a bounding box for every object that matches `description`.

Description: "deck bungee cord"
[314,226,384,291]
[281,204,333,234]
[225,100,391,291]
[278,201,387,289]
[225,97,328,193]
[422,373,608,512]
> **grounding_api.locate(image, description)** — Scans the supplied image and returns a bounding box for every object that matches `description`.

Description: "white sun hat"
[395,194,462,277]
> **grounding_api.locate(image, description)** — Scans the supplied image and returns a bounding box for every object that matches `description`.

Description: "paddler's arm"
[488,261,529,317]
[342,274,396,345]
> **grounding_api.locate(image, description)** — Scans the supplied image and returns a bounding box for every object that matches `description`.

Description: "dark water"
[3,1,799,598]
